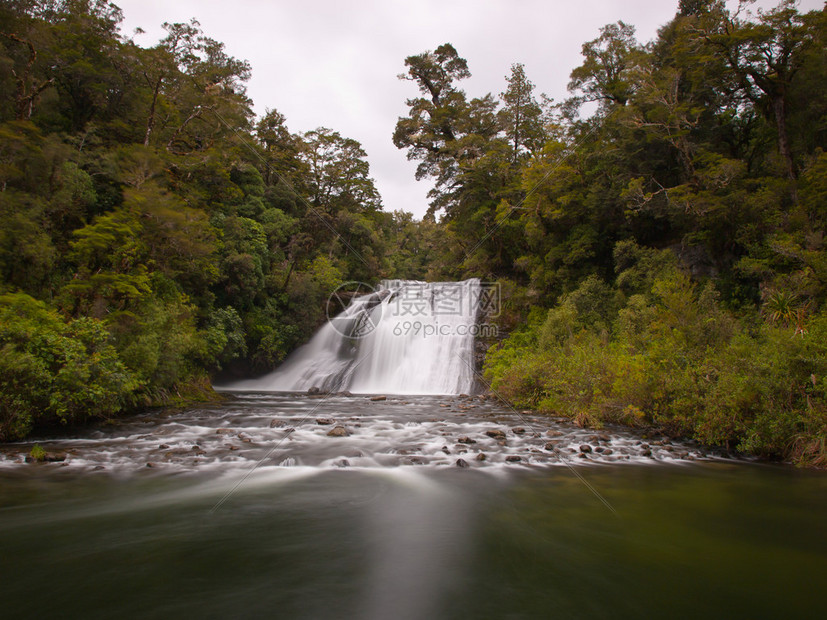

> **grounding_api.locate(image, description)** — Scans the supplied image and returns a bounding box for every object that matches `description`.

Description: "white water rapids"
[222,279,482,395]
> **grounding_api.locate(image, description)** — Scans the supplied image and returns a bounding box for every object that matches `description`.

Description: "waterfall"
[221,279,482,395]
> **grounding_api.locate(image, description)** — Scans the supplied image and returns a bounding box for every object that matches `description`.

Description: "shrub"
[0,293,139,440]
[484,263,827,466]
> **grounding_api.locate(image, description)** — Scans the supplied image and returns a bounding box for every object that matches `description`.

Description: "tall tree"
[498,63,545,165]
[568,21,641,113]
[701,0,821,180]
[394,43,500,217]
[393,43,471,213]
[44,0,126,132]
[254,107,303,187]
[301,127,380,214]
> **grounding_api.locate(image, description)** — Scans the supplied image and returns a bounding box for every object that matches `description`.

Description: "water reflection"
[359,471,473,620]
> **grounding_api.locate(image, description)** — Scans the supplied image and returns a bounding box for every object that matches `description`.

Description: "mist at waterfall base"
[221,279,484,395]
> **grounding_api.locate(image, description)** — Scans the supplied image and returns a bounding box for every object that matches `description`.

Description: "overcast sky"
[115,0,823,219]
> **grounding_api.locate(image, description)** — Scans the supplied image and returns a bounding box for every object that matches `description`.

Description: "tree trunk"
[771,94,796,181]
[166,106,204,152]
[2,34,54,120]
[281,260,295,291]
[144,75,162,147]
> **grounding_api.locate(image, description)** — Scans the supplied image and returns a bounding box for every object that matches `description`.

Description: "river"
[1,393,825,619]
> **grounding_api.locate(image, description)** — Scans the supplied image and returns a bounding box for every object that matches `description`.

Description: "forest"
[1,0,826,466]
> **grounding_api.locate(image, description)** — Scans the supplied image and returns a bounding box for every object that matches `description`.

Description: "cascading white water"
[222,279,482,395]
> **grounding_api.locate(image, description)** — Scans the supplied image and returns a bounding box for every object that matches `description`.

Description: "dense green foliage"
[0,0,419,439]
[0,292,138,439]
[393,1,827,465]
[484,246,827,465]
[2,0,826,466]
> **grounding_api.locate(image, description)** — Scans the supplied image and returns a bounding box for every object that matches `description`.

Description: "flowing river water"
[1,392,825,619]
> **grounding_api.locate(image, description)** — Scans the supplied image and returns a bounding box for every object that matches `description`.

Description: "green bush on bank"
[0,293,140,440]
[484,248,827,467]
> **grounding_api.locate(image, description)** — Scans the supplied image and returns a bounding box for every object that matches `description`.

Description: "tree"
[0,31,55,120]
[301,127,380,213]
[132,19,253,154]
[568,21,641,112]
[395,43,506,218]
[44,0,126,132]
[0,292,139,440]
[393,43,472,213]
[255,107,304,187]
[702,0,822,180]
[498,63,545,165]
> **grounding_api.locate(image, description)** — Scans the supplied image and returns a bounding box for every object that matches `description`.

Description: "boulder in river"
[370,395,387,401]
[485,429,506,440]
[457,436,477,444]
[327,426,349,437]
[579,444,593,454]
[455,458,469,468]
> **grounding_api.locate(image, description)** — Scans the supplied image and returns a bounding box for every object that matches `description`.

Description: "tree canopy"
[0,0,406,439]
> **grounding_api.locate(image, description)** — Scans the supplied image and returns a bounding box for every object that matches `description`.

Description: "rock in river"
[327,426,349,437]
[485,429,506,440]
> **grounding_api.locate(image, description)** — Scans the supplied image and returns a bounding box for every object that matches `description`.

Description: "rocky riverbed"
[0,393,732,473]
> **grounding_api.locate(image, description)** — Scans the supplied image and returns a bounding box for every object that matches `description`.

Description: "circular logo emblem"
[326,281,383,338]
